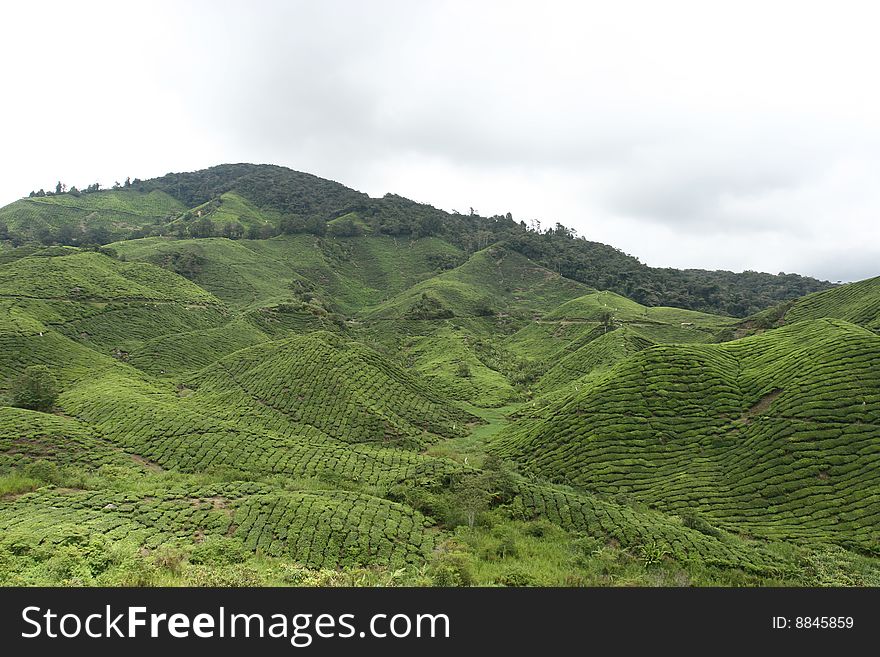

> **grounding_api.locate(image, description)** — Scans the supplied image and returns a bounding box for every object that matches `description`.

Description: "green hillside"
[0,164,877,587]
[534,326,655,394]
[368,246,592,321]
[113,234,464,313]
[184,192,282,233]
[0,189,183,243]
[2,163,833,317]
[0,250,218,303]
[185,332,474,448]
[748,276,880,333]
[492,319,880,551]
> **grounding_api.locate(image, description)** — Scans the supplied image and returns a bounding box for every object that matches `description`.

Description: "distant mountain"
[0,163,832,317]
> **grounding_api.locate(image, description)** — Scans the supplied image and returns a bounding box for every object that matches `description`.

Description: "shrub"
[188,536,249,566]
[680,511,722,538]
[23,460,62,486]
[496,567,536,587]
[12,366,58,412]
[0,472,42,497]
[428,542,474,586]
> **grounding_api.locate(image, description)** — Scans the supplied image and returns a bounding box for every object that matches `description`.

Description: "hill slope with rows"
[2,163,833,316]
[112,234,465,313]
[492,319,880,552]
[750,276,880,333]
[0,164,877,587]
[367,246,592,321]
[185,332,475,448]
[0,189,184,243]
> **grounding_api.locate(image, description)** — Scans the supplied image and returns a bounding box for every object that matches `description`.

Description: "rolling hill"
[492,319,880,551]
[747,275,880,334]
[2,163,832,316]
[0,164,877,587]
[0,189,184,243]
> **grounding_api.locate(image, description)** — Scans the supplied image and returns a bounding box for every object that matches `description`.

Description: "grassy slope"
[192,191,282,231]
[0,251,218,303]
[357,247,594,407]
[0,190,183,238]
[0,232,877,585]
[367,245,592,321]
[185,332,475,449]
[782,276,880,331]
[0,258,473,575]
[492,319,880,550]
[743,276,880,337]
[0,251,229,359]
[113,234,464,314]
[546,290,735,337]
[534,326,655,394]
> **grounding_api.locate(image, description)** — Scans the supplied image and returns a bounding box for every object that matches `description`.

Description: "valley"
[0,164,877,587]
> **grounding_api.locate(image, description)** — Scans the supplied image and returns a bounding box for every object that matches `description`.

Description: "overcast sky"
[2,1,878,281]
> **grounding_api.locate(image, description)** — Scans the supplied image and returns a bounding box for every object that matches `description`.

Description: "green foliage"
[327,214,365,237]
[0,250,219,303]
[680,511,722,538]
[5,164,831,316]
[428,540,475,586]
[504,231,831,317]
[0,166,875,587]
[494,319,880,551]
[152,250,205,279]
[407,292,454,320]
[12,365,58,412]
[0,189,183,245]
[0,472,42,497]
[188,536,248,566]
[748,276,880,333]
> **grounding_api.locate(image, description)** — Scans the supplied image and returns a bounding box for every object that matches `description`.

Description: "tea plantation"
[0,168,877,586]
[493,320,880,552]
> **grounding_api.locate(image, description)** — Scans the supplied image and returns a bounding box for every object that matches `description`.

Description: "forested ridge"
[1,163,831,317]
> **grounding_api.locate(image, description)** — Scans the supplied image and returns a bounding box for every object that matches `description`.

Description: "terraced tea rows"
[190,191,281,232]
[61,365,465,487]
[781,276,880,331]
[0,251,219,303]
[493,320,880,551]
[188,333,474,447]
[0,326,122,387]
[113,234,465,314]
[396,326,520,407]
[127,318,269,377]
[3,165,876,585]
[233,490,435,567]
[246,235,468,314]
[512,482,783,574]
[0,407,131,471]
[0,190,184,241]
[0,484,435,568]
[535,327,655,393]
[542,290,734,343]
[35,301,228,355]
[367,247,592,321]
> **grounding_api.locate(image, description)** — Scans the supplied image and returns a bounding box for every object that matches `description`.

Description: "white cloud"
[1,0,878,280]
